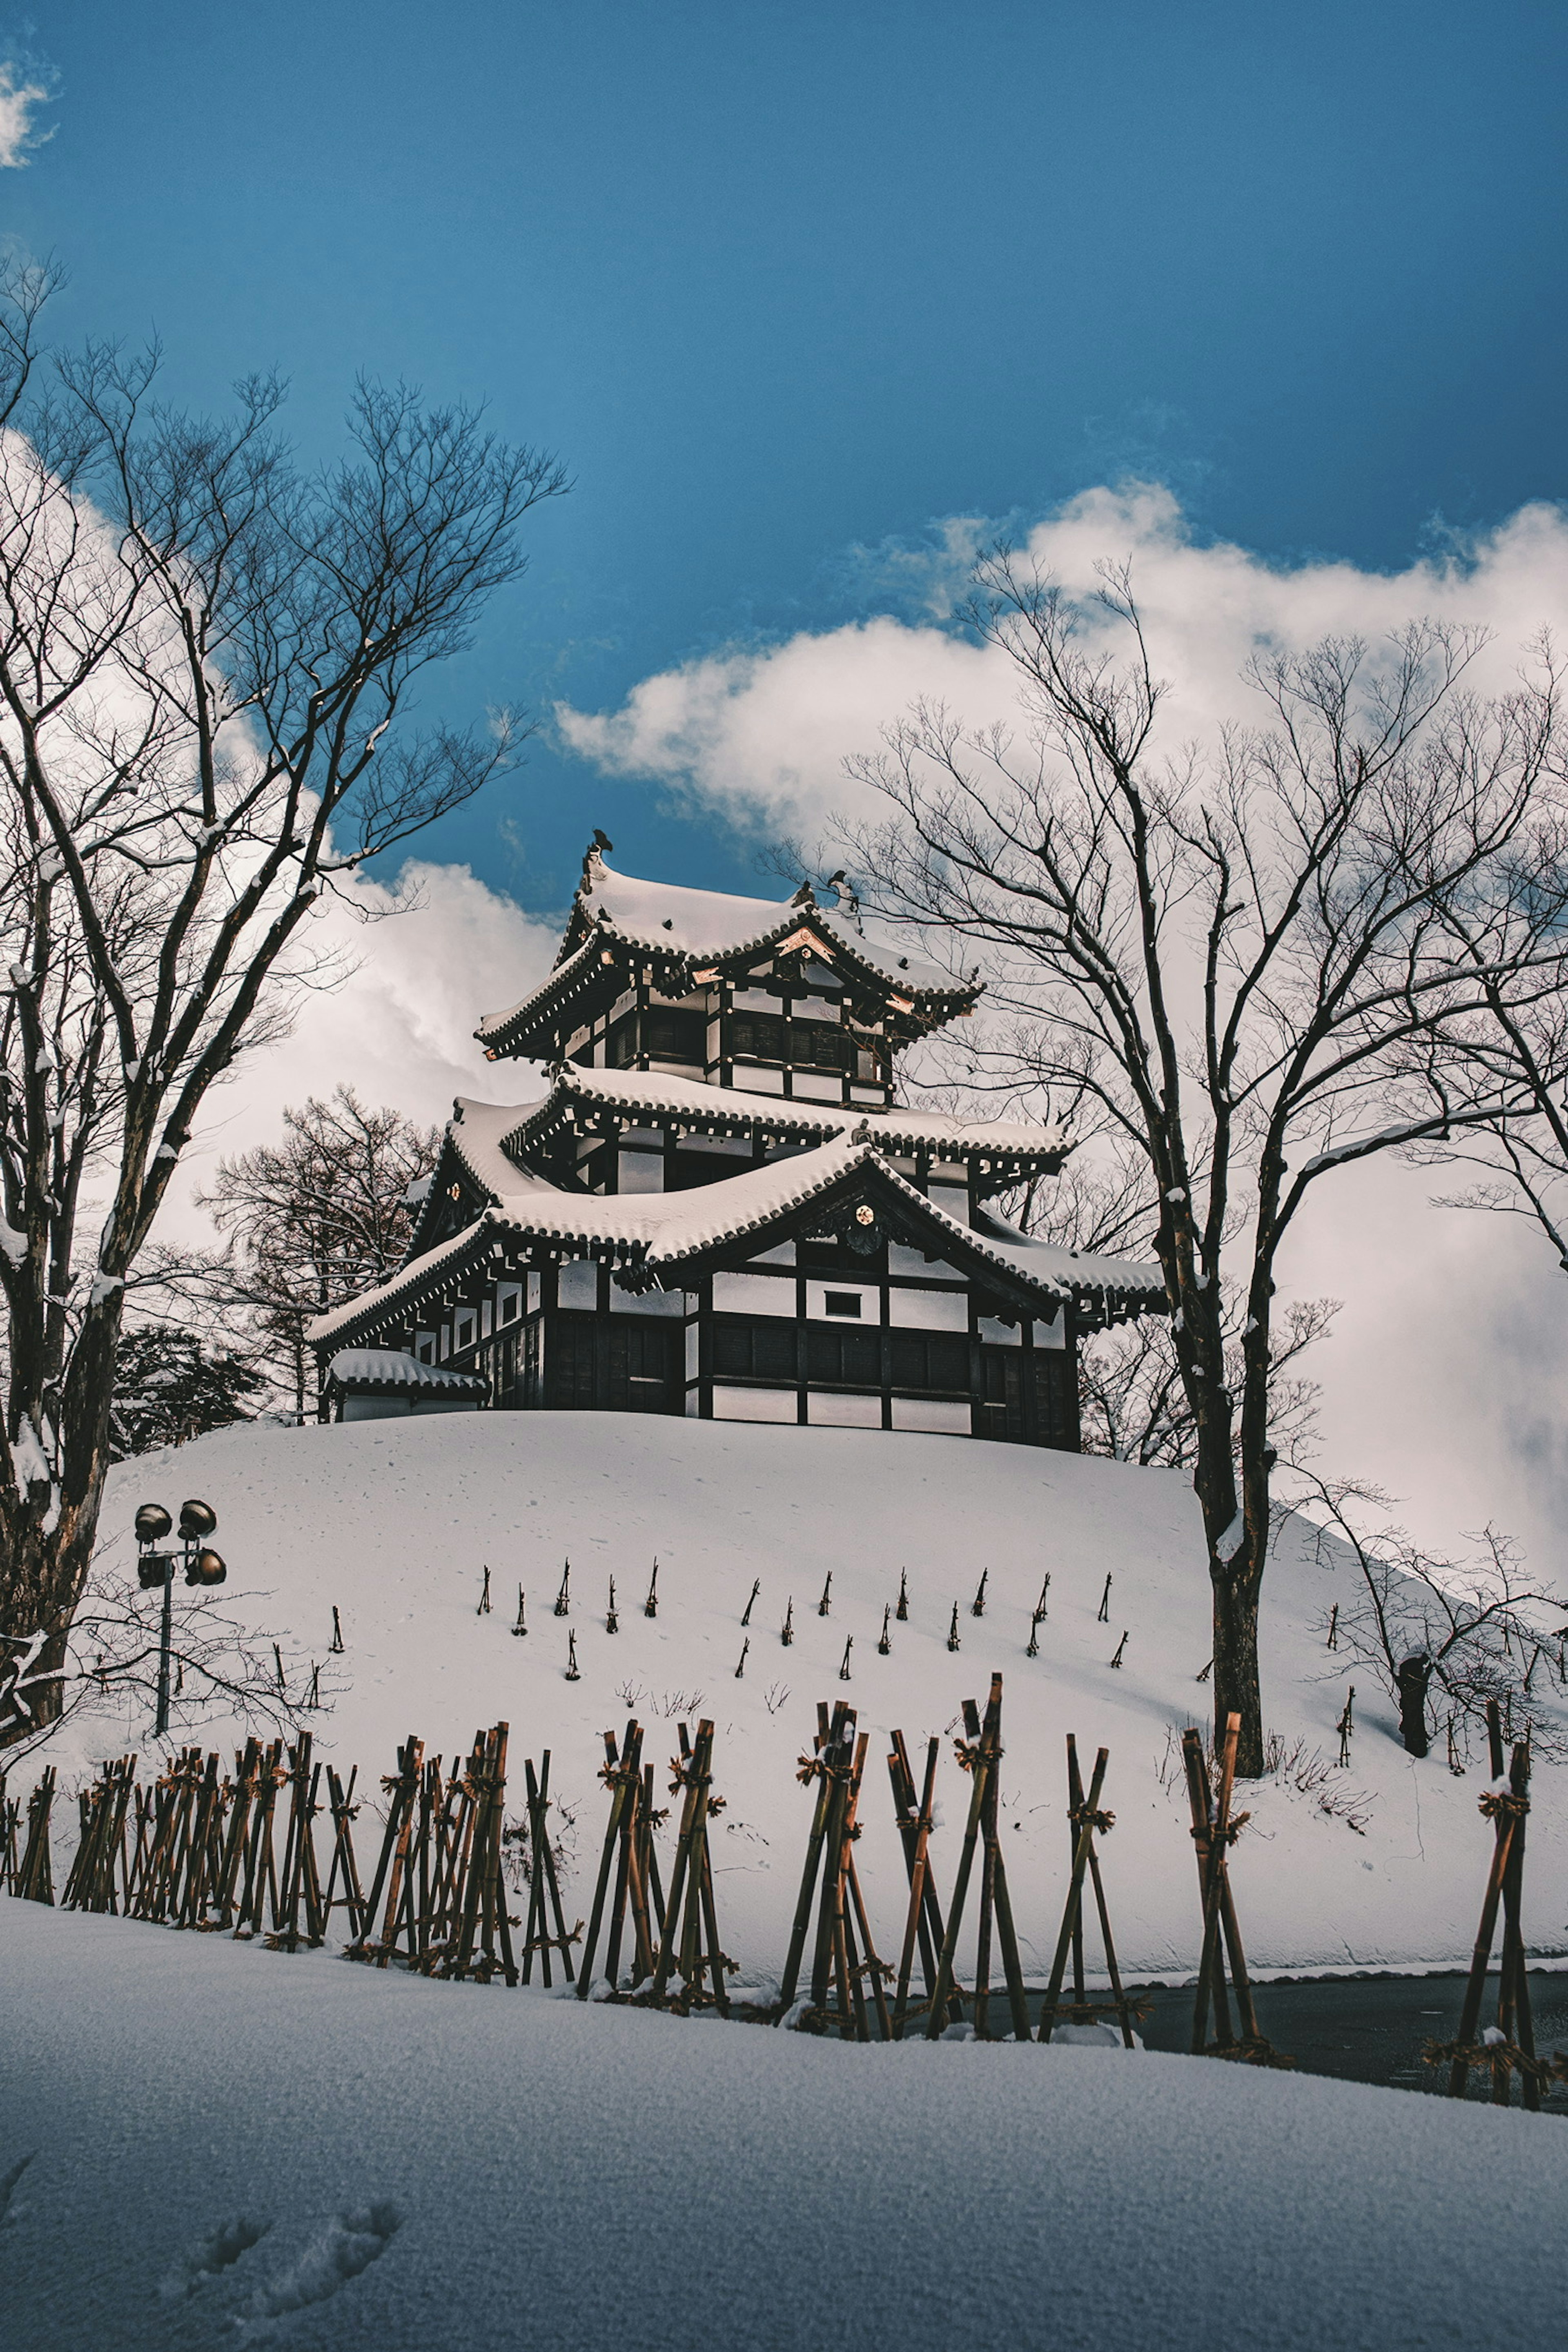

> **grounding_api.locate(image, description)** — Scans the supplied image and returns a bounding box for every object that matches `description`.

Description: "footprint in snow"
[0,2152,35,2230]
[158,2214,272,2300]
[239,2202,403,2332]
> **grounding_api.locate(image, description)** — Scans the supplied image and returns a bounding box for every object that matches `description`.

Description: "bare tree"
[0,258,567,1746]
[847,550,1566,1769]
[1298,1475,1568,1766]
[0,1554,323,1766]
[1081,1295,1337,1472]
[187,1087,438,1421]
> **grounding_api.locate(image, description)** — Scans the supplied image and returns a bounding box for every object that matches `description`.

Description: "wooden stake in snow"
[1026,1615,1040,1659]
[971,1568,988,1618]
[606,1577,619,1634]
[1034,1575,1051,1620]
[554,1562,572,1618]
[924,1676,1029,2041]
[1038,1734,1138,2047]
[878,1604,892,1656]
[1431,1699,1543,2110]
[1336,1687,1355,1766]
[1109,1630,1128,1669]
[564,1630,580,1681]
[648,1719,732,2016]
[330,1606,345,1655]
[273,1642,285,1691]
[520,1751,581,1988]
[818,1572,833,1618]
[512,1585,527,1637]
[895,1567,909,1622]
[887,1729,957,2038]
[838,1637,853,1682]
[1097,1573,1112,1624]
[579,1719,647,1997]
[644,1559,659,1618]
[946,1602,960,1653]
[741,1579,760,1628]
[778,1703,891,2040]
[1180,1716,1290,2067]
[782,1597,795,1647]
[735,1637,749,1679]
[477,1565,492,1616]
[1326,1602,1339,1650]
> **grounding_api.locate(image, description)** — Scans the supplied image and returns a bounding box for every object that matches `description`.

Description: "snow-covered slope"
[2,1897,1564,2352]
[71,1414,1568,1977]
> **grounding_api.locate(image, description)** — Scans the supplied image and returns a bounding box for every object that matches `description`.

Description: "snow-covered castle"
[311,843,1163,1446]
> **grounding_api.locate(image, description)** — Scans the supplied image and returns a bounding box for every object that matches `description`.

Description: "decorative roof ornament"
[581,829,614,891]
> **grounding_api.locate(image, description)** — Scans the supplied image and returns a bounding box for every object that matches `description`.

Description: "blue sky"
[8,1,1566,909]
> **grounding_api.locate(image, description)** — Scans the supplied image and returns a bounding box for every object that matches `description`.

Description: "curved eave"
[311,1145,1163,1353]
[473,901,980,1061]
[502,1072,1064,1180]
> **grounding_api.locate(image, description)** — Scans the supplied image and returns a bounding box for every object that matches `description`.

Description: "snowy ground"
[2,1895,1564,2352]
[38,1412,1568,1977]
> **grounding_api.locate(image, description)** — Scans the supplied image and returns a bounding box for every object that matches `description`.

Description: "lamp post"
[135,1498,227,1737]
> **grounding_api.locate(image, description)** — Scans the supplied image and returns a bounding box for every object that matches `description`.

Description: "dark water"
[1101,1972,1568,2104]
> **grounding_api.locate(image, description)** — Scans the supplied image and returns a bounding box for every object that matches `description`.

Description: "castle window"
[823,1291,862,1319]
[644,1007,705,1062]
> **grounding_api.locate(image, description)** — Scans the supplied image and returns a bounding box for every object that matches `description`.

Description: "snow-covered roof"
[309,1135,1163,1349]
[475,858,976,1054]
[575,859,961,996]
[503,1064,1065,1165]
[325,1349,489,1398]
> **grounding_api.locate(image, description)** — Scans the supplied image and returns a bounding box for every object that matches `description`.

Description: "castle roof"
[499,1064,1067,1166]
[309,1131,1164,1351]
[474,857,977,1060]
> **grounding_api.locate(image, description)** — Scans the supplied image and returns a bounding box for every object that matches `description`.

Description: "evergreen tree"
[109,1327,267,1458]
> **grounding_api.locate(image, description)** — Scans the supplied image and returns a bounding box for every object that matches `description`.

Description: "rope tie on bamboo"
[1477,1788,1530,1822]
[1069,1802,1116,1835]
[1423,2035,1566,2086]
[954,1736,1002,1772]
[1189,1809,1251,1845]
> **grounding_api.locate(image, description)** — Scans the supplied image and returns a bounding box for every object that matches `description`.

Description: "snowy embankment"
[1,1896,1565,2352]
[50,1412,1568,1976]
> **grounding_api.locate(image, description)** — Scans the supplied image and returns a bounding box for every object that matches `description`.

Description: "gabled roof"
[308,1134,1164,1350]
[503,1064,1065,1168]
[475,857,978,1059]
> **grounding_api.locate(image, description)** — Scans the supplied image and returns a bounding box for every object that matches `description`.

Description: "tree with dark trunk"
[184,1087,438,1421]
[107,1325,266,1457]
[0,258,566,1749]
[847,551,1566,1770]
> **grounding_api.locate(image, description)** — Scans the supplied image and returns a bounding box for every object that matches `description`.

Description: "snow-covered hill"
[69,1413,1568,1977]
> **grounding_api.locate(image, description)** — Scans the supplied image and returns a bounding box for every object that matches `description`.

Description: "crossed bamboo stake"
[777,1702,893,2037]
[925,1675,1030,2042]
[646,1719,731,2013]
[578,1719,667,1995]
[1037,1735,1137,2046]
[888,1730,961,2037]
[1429,1697,1557,2109]
[1181,1715,1291,2065]
[520,1751,581,1987]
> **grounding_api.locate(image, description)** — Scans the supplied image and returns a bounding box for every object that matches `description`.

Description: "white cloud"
[0,59,55,170]
[557,485,1568,843]
[557,488,1568,1572]
[166,859,562,1236]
